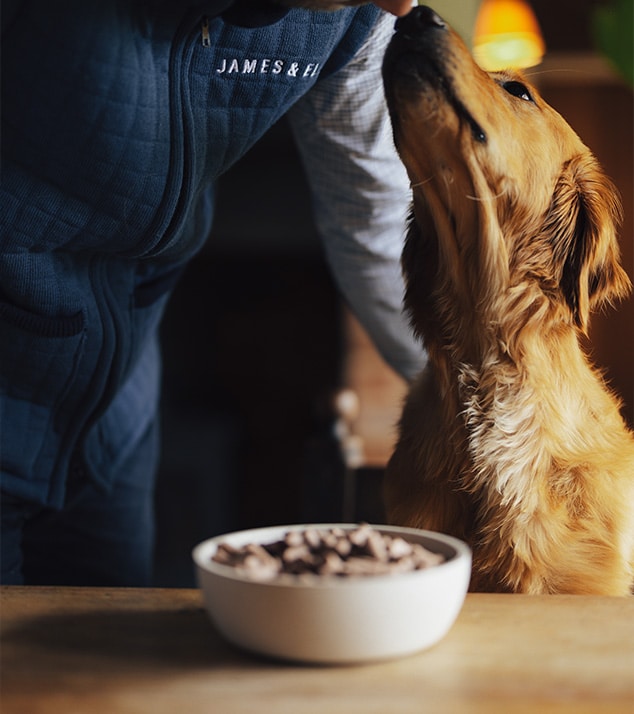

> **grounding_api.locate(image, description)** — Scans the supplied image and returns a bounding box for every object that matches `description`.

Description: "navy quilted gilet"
[0,0,382,506]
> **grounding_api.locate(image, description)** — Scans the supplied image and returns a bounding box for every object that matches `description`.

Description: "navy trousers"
[0,419,159,587]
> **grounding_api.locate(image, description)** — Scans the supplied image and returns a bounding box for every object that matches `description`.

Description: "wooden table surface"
[1,586,633,714]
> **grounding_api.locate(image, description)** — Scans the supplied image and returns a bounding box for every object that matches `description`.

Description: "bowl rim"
[192,523,472,588]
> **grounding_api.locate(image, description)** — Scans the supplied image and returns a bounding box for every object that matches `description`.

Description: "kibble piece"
[318,551,345,575]
[213,542,242,565]
[284,530,304,548]
[303,528,322,549]
[388,555,417,573]
[366,529,389,562]
[348,524,372,548]
[334,537,352,558]
[282,545,314,566]
[411,543,445,568]
[388,537,413,560]
[241,553,280,580]
[245,543,272,558]
[341,557,393,576]
[321,532,337,549]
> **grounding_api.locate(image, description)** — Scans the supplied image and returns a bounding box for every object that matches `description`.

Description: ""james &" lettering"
[215,58,321,78]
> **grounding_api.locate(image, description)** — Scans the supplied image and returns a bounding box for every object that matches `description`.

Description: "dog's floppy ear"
[544,153,631,333]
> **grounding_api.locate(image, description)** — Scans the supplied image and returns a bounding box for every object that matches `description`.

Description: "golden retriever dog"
[382,6,634,594]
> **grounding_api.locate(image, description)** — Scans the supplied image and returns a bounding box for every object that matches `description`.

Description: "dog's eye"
[502,81,534,102]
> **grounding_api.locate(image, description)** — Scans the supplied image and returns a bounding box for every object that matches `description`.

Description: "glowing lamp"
[473,0,546,71]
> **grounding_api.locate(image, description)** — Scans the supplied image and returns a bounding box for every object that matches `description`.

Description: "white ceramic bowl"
[193,523,471,664]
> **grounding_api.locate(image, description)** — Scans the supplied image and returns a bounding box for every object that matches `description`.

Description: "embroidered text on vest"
[215,58,321,78]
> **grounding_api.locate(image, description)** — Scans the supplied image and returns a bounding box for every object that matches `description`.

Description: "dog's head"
[383,6,630,339]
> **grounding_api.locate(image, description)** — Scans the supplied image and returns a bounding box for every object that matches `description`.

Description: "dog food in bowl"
[211,523,445,580]
[193,523,471,664]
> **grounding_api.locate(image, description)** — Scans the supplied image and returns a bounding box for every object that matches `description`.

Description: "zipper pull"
[201,16,211,48]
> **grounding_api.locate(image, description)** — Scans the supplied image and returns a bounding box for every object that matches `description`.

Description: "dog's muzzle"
[383,5,487,144]
[383,6,447,85]
[394,5,447,38]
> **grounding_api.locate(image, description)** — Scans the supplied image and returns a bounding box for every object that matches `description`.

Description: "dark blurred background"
[153,119,376,586]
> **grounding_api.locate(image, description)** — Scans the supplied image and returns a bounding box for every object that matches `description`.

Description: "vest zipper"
[201,16,211,47]
[134,12,200,259]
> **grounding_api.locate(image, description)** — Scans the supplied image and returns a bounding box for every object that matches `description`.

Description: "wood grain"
[1,586,632,713]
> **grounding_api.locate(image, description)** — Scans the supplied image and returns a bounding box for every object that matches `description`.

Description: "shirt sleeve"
[287,11,426,382]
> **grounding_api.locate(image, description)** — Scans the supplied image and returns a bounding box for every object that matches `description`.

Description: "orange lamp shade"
[473,0,546,71]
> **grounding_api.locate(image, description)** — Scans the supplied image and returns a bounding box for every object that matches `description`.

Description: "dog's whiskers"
[465,187,507,202]
[525,67,605,81]
[410,176,434,189]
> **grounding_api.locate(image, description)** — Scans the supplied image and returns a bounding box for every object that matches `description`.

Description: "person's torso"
[1,0,381,260]
[0,0,381,505]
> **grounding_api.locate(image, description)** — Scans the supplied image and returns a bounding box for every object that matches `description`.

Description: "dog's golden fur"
[382,7,634,594]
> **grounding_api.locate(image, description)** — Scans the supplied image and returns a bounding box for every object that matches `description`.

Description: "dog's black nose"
[395,5,447,33]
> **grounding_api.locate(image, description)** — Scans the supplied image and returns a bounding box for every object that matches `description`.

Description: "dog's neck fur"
[404,185,626,492]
